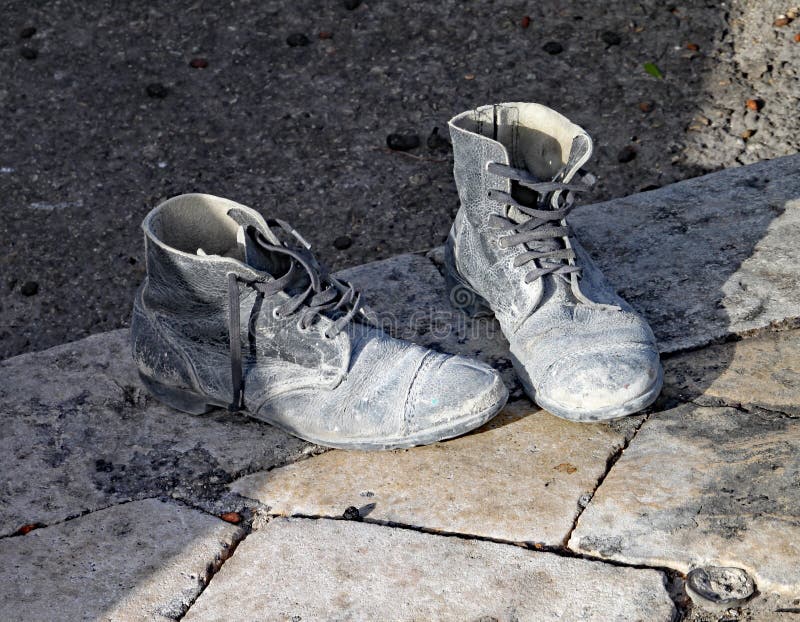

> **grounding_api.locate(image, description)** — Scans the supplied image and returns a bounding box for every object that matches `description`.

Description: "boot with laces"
[132,194,508,449]
[444,103,662,422]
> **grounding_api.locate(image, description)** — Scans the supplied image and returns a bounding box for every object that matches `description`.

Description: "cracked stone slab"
[0,498,241,621]
[569,402,800,595]
[184,517,676,621]
[570,154,800,352]
[663,328,800,416]
[231,401,626,546]
[0,331,313,536]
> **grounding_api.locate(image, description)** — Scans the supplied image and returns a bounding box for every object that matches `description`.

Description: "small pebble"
[427,126,450,150]
[343,506,361,520]
[189,58,208,68]
[333,235,352,250]
[686,42,700,51]
[386,133,420,151]
[409,173,429,186]
[146,83,168,98]
[521,15,531,28]
[464,73,475,80]
[794,32,800,42]
[343,0,361,10]
[286,33,310,47]
[219,512,242,524]
[617,146,637,163]
[20,47,37,60]
[601,31,621,46]
[774,16,790,27]
[788,8,798,19]
[16,523,40,535]
[542,41,563,54]
[20,26,36,39]
[638,101,655,113]
[318,31,333,40]
[745,98,763,111]
[20,281,39,296]
[741,129,756,140]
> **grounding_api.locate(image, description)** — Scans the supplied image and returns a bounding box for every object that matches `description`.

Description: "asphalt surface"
[1,0,798,358]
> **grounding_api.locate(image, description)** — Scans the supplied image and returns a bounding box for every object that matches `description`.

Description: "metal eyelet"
[296,320,310,333]
[272,308,283,319]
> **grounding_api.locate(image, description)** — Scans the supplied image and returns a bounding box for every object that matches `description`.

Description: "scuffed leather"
[447,104,662,419]
[131,194,508,448]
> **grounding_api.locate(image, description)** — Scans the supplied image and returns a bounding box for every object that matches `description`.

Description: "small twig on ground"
[372,147,450,163]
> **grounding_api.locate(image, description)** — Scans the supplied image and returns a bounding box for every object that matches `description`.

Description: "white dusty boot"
[444,103,662,422]
[132,194,508,449]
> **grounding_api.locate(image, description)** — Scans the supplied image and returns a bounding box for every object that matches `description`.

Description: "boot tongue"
[508,135,590,222]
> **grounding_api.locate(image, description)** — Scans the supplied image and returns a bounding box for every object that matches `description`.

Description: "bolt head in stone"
[686,566,755,608]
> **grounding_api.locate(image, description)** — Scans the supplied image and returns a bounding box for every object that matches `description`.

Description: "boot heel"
[443,239,494,319]
[138,372,216,415]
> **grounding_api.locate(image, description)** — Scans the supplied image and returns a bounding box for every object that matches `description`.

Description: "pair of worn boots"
[132,103,662,450]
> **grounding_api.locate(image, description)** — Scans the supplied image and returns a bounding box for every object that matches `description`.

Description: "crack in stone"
[174,522,249,621]
[687,397,799,420]
[562,413,651,549]
[0,497,149,541]
[267,512,691,619]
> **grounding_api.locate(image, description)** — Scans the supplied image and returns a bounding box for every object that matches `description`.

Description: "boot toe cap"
[535,346,662,421]
[406,355,508,438]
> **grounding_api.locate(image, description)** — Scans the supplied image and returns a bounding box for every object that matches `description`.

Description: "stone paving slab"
[663,327,800,416]
[569,402,800,595]
[0,498,241,622]
[232,401,627,546]
[570,154,800,353]
[184,517,676,621]
[0,331,313,536]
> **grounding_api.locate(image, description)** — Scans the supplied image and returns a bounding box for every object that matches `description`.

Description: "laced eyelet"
[272,308,283,319]
[322,330,333,340]
[296,320,311,333]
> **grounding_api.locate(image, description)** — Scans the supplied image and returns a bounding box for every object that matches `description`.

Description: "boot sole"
[444,237,663,421]
[139,372,508,451]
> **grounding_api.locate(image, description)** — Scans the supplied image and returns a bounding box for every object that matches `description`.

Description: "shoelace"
[486,162,621,315]
[486,161,591,283]
[226,220,362,411]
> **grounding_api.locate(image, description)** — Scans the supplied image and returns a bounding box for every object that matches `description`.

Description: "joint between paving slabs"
[175,512,250,621]
[562,411,651,549]
[268,511,688,583]
[1,496,148,541]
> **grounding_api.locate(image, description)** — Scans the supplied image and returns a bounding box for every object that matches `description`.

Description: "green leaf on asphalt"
[644,62,663,79]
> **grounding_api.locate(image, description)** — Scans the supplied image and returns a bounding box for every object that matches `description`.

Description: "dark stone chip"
[542,41,563,55]
[343,0,362,9]
[20,26,36,39]
[20,281,39,296]
[386,133,420,151]
[333,235,353,250]
[601,31,622,46]
[343,506,361,520]
[286,33,311,47]
[617,146,637,163]
[20,47,38,60]
[146,83,168,99]
[189,58,208,68]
